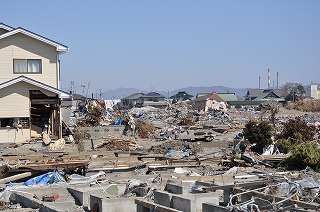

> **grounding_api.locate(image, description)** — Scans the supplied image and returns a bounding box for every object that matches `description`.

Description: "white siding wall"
[0,33,58,87]
[0,82,30,117]
[0,82,30,143]
[0,129,30,143]
[0,82,58,143]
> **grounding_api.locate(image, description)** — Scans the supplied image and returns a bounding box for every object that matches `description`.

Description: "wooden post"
[91,138,95,151]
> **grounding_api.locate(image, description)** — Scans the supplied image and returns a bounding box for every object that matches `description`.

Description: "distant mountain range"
[102,86,249,100]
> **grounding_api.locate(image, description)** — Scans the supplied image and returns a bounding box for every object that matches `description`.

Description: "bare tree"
[283,82,306,102]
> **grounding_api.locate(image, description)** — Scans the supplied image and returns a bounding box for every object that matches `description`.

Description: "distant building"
[141,92,167,108]
[121,92,144,108]
[170,91,193,102]
[245,89,286,102]
[217,93,239,102]
[121,91,168,109]
[193,92,227,112]
[195,93,210,98]
[61,93,86,110]
[306,83,320,100]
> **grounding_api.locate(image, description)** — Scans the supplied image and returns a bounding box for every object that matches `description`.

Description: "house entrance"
[30,90,60,139]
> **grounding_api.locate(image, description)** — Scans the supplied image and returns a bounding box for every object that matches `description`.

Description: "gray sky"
[2,0,320,94]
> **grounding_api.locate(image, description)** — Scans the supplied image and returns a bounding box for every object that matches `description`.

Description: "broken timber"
[7,160,89,171]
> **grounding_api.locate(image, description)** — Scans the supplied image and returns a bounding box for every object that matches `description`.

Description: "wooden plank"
[135,198,183,212]
[8,160,89,171]
[0,172,33,184]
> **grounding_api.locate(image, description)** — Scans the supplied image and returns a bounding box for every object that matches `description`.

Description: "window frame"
[0,117,30,129]
[13,59,42,74]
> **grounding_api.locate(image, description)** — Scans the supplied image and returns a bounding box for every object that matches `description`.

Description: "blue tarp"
[114,118,122,125]
[23,172,65,186]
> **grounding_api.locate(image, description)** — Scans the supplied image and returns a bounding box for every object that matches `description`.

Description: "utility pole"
[70,81,75,94]
[99,89,102,99]
[81,85,85,97]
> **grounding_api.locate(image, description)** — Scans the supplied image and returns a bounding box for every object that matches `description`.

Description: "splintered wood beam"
[88,161,149,172]
[8,160,89,171]
[0,172,33,184]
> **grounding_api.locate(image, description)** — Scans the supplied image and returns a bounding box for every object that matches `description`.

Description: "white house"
[0,23,69,143]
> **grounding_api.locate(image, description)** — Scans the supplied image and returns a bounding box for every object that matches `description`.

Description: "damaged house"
[193,92,227,112]
[0,23,69,143]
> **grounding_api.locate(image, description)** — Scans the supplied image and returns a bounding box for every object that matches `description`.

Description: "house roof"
[0,76,70,99]
[217,93,239,101]
[0,23,14,31]
[246,89,286,100]
[253,89,286,102]
[194,92,225,102]
[196,93,211,98]
[142,92,165,98]
[0,23,68,53]
[170,91,193,100]
[246,89,264,99]
[123,92,145,100]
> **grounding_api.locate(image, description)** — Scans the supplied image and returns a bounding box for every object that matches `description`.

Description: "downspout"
[57,53,62,138]
[57,47,69,138]
[57,54,60,89]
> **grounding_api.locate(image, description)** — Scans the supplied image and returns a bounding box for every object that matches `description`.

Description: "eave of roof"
[217,93,239,101]
[0,76,71,98]
[193,93,211,102]
[0,27,68,53]
[123,93,144,100]
[142,92,165,98]
[0,23,14,31]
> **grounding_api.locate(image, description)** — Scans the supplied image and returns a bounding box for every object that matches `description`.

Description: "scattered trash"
[42,194,60,202]
[1,96,320,211]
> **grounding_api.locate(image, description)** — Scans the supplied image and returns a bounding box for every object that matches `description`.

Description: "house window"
[0,117,29,128]
[13,59,42,73]
[0,118,13,128]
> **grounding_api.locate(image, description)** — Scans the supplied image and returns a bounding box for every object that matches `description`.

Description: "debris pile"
[95,135,138,151]
[1,98,320,211]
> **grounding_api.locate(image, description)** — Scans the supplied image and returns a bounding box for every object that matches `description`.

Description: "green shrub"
[243,120,273,154]
[280,142,320,171]
[276,138,292,153]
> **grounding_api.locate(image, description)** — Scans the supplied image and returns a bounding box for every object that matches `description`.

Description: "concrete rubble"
[0,99,320,211]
